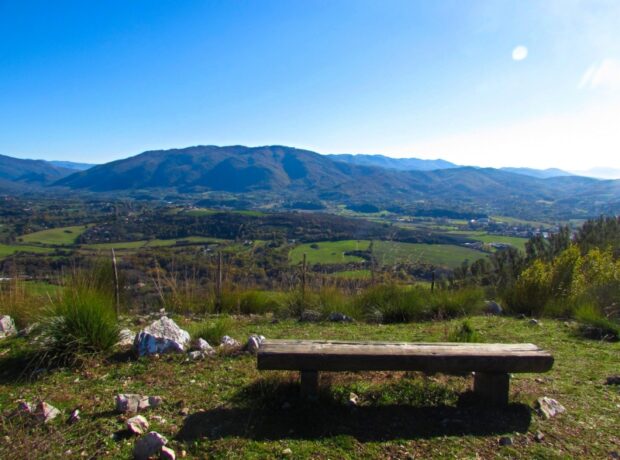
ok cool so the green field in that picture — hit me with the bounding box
[448,231,528,251]
[0,244,54,258]
[291,240,484,268]
[373,241,485,268]
[185,208,265,217]
[19,225,90,246]
[290,240,370,265]
[330,269,371,279]
[82,236,224,250]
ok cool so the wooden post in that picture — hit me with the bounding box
[369,240,375,285]
[301,253,307,300]
[473,372,510,405]
[431,271,435,293]
[216,251,223,314]
[300,370,319,399]
[111,249,120,316]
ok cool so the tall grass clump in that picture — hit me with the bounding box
[189,316,235,344]
[0,278,48,329]
[354,284,430,323]
[37,266,120,367]
[430,287,484,319]
[237,290,285,315]
[448,319,481,342]
[575,303,619,341]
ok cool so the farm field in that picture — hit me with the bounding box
[373,241,485,268]
[19,225,90,246]
[1,316,617,459]
[290,240,370,265]
[82,237,224,250]
[0,243,54,258]
[291,240,485,268]
[448,231,528,251]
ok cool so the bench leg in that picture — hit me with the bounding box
[473,372,510,405]
[300,370,319,399]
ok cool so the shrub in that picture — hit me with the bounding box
[575,303,619,341]
[237,290,285,315]
[448,319,481,342]
[189,316,235,344]
[430,287,484,319]
[354,285,430,323]
[504,259,552,316]
[38,278,119,367]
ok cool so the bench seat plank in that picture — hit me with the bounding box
[257,340,553,374]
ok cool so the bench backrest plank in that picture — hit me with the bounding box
[257,340,554,374]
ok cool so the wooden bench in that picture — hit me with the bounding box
[257,340,554,405]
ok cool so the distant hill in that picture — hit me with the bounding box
[53,145,620,218]
[570,167,620,180]
[326,153,457,171]
[499,167,572,179]
[49,161,96,171]
[0,154,74,191]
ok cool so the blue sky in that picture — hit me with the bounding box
[1,0,620,170]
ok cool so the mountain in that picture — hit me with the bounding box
[0,154,75,191]
[53,145,620,218]
[49,161,96,171]
[326,153,457,171]
[499,167,572,179]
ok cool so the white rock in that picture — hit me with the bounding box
[484,300,503,315]
[220,335,241,349]
[148,396,163,408]
[160,446,176,460]
[118,329,136,347]
[246,335,265,354]
[133,431,168,460]
[115,394,151,413]
[15,401,33,415]
[0,315,17,338]
[348,392,359,406]
[188,350,211,360]
[67,409,80,424]
[34,401,61,423]
[537,397,566,419]
[134,317,190,356]
[127,415,149,435]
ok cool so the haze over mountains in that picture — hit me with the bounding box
[1,145,619,218]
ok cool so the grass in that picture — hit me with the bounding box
[19,225,90,246]
[0,243,54,258]
[330,269,371,279]
[448,231,528,251]
[290,240,485,268]
[290,240,370,265]
[82,236,225,250]
[0,315,618,459]
[373,241,485,268]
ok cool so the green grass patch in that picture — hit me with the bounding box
[373,241,485,268]
[0,244,54,258]
[19,225,90,246]
[290,240,370,265]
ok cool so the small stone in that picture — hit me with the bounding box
[16,401,33,415]
[179,407,189,416]
[534,431,545,442]
[219,335,241,349]
[282,447,293,456]
[529,319,539,326]
[116,394,150,413]
[246,334,265,354]
[127,415,149,435]
[484,300,503,315]
[180,450,187,458]
[160,446,176,460]
[328,312,353,322]
[609,451,619,460]
[67,409,80,424]
[148,396,163,408]
[348,392,359,406]
[118,329,136,347]
[133,431,167,460]
[188,350,210,360]
[134,317,191,356]
[300,310,321,322]
[0,315,17,338]
[193,338,215,354]
[536,397,566,419]
[34,401,61,423]
[605,375,620,385]
[499,436,513,446]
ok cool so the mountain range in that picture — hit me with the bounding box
[1,145,619,218]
